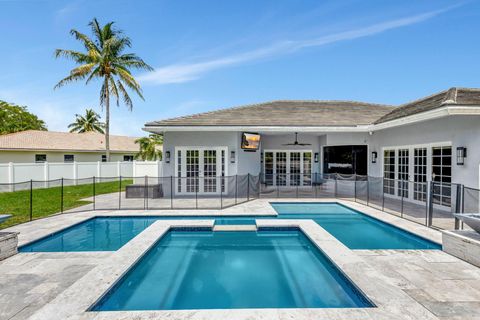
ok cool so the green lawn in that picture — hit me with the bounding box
[0,179,133,229]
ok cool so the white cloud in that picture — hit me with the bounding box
[139,6,456,85]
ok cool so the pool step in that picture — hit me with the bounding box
[213,225,257,232]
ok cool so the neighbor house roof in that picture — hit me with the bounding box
[375,87,480,124]
[0,130,139,153]
[145,100,394,127]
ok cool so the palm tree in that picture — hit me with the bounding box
[135,134,163,161]
[68,109,105,133]
[54,18,153,161]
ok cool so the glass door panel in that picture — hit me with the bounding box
[414,148,427,202]
[290,152,301,186]
[186,150,199,193]
[264,152,274,186]
[397,149,409,198]
[276,152,287,186]
[303,152,312,186]
[203,150,217,193]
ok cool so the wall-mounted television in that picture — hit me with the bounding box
[241,132,260,151]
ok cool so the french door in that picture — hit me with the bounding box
[176,147,227,194]
[263,150,312,186]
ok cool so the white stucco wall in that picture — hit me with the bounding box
[160,115,480,188]
[162,131,247,176]
[368,115,480,188]
[0,151,135,163]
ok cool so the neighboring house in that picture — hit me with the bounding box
[0,130,139,163]
[144,87,480,205]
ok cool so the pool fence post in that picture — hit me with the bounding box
[354,175,357,202]
[454,184,462,230]
[461,185,465,229]
[170,176,173,209]
[220,177,223,209]
[381,179,385,211]
[334,174,338,198]
[195,178,198,209]
[247,173,250,201]
[118,175,122,210]
[400,182,404,218]
[144,175,148,210]
[427,181,434,227]
[61,178,64,214]
[235,175,238,205]
[366,177,370,206]
[29,179,33,221]
[93,176,96,210]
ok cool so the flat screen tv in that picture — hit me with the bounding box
[241,132,260,151]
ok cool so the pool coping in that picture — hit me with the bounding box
[28,219,438,320]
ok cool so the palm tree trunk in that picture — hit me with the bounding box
[104,77,110,162]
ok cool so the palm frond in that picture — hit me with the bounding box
[69,29,100,53]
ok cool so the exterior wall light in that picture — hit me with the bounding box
[371,151,378,164]
[230,151,236,163]
[165,151,171,163]
[456,147,467,165]
[314,152,319,163]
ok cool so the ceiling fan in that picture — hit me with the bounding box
[282,132,311,146]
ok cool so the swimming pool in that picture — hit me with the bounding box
[18,215,263,252]
[272,203,441,250]
[19,202,440,252]
[92,229,373,310]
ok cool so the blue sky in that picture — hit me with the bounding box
[0,0,479,136]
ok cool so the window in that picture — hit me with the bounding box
[123,155,134,162]
[432,146,452,206]
[35,154,47,163]
[383,150,395,195]
[101,155,107,162]
[414,148,427,202]
[64,154,74,163]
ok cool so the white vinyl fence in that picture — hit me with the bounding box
[0,161,162,185]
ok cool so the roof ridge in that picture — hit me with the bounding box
[396,88,452,108]
[146,99,394,125]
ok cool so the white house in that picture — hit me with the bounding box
[0,130,139,163]
[144,87,480,209]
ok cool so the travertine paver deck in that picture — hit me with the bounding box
[0,199,478,319]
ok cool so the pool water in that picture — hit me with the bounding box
[19,203,440,252]
[18,216,261,252]
[272,203,441,250]
[92,230,373,310]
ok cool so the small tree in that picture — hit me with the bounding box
[135,134,163,161]
[0,100,47,134]
[68,109,105,133]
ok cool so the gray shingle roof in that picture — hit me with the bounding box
[145,87,480,129]
[375,87,480,124]
[145,100,394,127]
